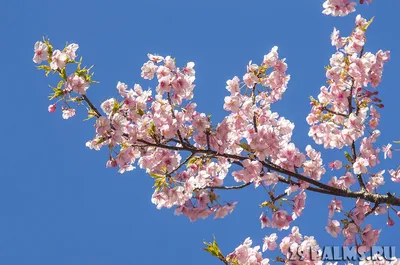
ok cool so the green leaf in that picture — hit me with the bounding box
[340,219,350,227]
[361,16,374,31]
[83,115,95,121]
[37,65,51,71]
[187,157,201,166]
[48,87,64,100]
[149,172,164,179]
[238,142,253,152]
[137,108,145,116]
[95,137,107,145]
[43,37,53,57]
[393,141,400,144]
[112,100,120,113]
[37,65,52,76]
[344,151,353,163]
[203,236,223,260]
[84,109,98,121]
[260,200,279,211]
[57,80,64,89]
[148,122,157,136]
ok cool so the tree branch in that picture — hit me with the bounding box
[203,182,252,191]
[79,94,400,207]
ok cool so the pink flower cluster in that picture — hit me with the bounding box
[226,238,270,265]
[325,198,384,253]
[307,16,390,181]
[33,41,84,119]
[322,0,373,17]
[278,227,322,265]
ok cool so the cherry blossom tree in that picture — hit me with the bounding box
[33,1,400,264]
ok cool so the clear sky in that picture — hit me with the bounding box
[1,1,400,264]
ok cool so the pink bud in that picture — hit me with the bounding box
[397,211,400,218]
[106,159,117,168]
[387,217,395,226]
[48,104,56,113]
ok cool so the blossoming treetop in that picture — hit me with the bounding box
[33,1,400,264]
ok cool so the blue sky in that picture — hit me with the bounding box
[1,0,400,264]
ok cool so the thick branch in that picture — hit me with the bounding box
[137,138,400,206]
[80,94,400,207]
[82,95,102,117]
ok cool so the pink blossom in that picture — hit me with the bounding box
[328,199,343,218]
[50,50,67,70]
[343,223,358,246]
[243,72,257,88]
[33,41,49,63]
[329,160,342,170]
[292,192,306,219]
[263,46,278,67]
[262,233,278,252]
[164,56,176,70]
[183,62,195,76]
[214,202,237,219]
[141,61,158,80]
[353,157,369,174]
[257,172,279,187]
[224,95,241,112]
[116,82,128,97]
[389,169,400,183]
[147,53,164,63]
[100,98,116,116]
[227,237,269,265]
[260,213,272,229]
[361,224,380,250]
[322,0,356,17]
[62,108,76,119]
[351,199,370,226]
[232,160,262,184]
[382,144,392,159]
[340,172,356,188]
[226,76,241,93]
[66,74,89,95]
[331,28,346,49]
[65,43,79,61]
[95,116,111,135]
[272,210,292,231]
[326,220,341,237]
[355,14,369,28]
[366,170,385,192]
[302,145,326,181]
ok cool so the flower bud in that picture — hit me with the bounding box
[387,217,395,226]
[48,104,56,113]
